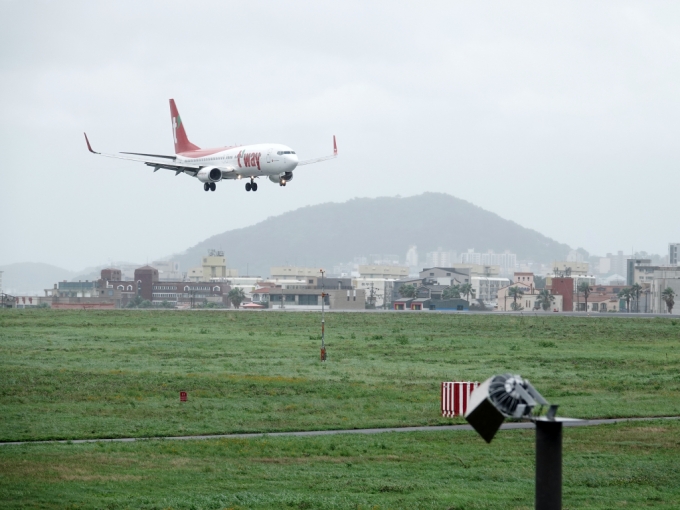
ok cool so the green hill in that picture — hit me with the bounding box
[174,193,571,276]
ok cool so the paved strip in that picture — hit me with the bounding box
[123,309,674,318]
[2,416,679,447]
[239,309,674,318]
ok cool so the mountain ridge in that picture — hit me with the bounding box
[2,194,572,292]
[172,193,571,276]
[0,262,75,295]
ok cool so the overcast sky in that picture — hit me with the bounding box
[1,1,679,270]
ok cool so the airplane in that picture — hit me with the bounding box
[84,99,337,192]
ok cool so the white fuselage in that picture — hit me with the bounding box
[177,143,298,179]
[85,99,336,192]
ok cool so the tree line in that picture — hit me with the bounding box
[398,283,475,302]
[125,287,247,309]
[505,281,676,313]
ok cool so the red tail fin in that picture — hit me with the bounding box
[169,99,200,153]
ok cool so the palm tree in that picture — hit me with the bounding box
[459,283,475,302]
[398,284,417,299]
[535,289,555,311]
[662,287,676,314]
[228,287,246,309]
[507,286,524,311]
[577,281,591,312]
[126,295,144,308]
[618,287,632,312]
[442,284,461,300]
[630,283,643,312]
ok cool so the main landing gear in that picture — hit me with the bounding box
[204,182,216,192]
[245,179,258,192]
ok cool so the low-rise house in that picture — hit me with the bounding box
[352,277,398,308]
[410,298,431,310]
[584,294,620,313]
[393,296,469,311]
[251,287,365,310]
[358,265,409,279]
[573,284,626,312]
[392,269,471,304]
[393,297,413,310]
[428,298,469,311]
[418,267,470,286]
[270,266,325,280]
[650,268,680,314]
[497,284,564,312]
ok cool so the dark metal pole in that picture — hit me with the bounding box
[320,269,326,361]
[535,420,562,510]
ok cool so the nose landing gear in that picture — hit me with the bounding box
[245,178,258,192]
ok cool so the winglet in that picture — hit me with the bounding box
[333,135,337,156]
[84,133,99,154]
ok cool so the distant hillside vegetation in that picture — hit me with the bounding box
[173,193,570,277]
[0,262,75,295]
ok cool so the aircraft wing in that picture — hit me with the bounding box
[296,135,338,166]
[84,133,201,175]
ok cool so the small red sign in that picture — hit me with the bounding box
[180,391,187,402]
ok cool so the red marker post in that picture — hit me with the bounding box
[180,391,187,402]
[320,269,327,362]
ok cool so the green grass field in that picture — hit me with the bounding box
[1,421,678,509]
[1,310,679,441]
[1,310,679,508]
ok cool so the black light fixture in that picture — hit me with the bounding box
[465,374,575,510]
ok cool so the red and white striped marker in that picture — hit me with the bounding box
[441,381,479,417]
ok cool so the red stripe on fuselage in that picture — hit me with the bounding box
[178,146,240,158]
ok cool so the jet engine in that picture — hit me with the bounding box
[268,171,294,185]
[197,167,223,183]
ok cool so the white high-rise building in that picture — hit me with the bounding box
[151,260,183,281]
[405,245,419,268]
[460,249,481,265]
[426,248,456,268]
[670,243,679,266]
[461,249,517,272]
[566,249,584,262]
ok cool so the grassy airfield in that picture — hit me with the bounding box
[1,310,679,508]
[1,310,678,441]
[1,421,679,509]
